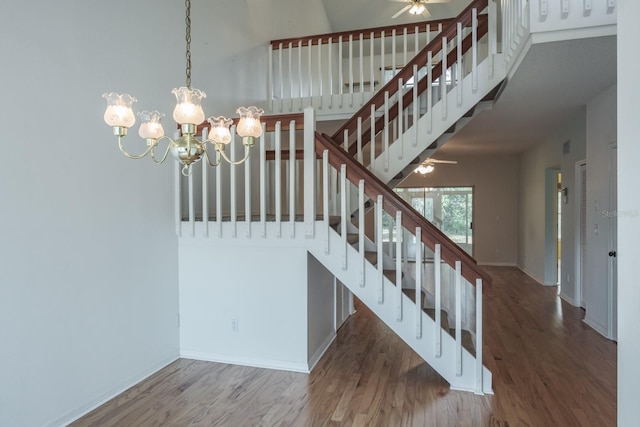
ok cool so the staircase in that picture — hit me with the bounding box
[178,0,502,395]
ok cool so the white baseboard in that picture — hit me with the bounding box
[518,266,546,286]
[308,332,336,372]
[583,315,610,339]
[559,292,579,307]
[180,350,311,373]
[49,354,179,427]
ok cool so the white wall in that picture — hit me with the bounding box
[584,85,617,337]
[307,254,337,367]
[517,111,586,291]
[617,2,640,424]
[0,0,334,425]
[179,240,309,371]
[398,154,519,265]
[0,1,183,425]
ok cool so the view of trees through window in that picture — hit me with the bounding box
[384,187,473,256]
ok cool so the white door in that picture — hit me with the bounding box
[608,144,617,340]
[576,161,587,308]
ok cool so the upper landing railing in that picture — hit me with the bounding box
[268,18,454,114]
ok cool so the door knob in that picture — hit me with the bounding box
[608,251,617,257]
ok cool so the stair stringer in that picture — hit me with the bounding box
[307,222,493,394]
[371,53,506,186]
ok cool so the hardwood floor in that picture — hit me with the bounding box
[71,267,616,426]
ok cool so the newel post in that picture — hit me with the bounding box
[304,106,316,237]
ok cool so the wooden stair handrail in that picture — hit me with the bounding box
[331,0,489,145]
[347,14,489,155]
[315,131,492,287]
[270,18,454,49]
[190,113,306,135]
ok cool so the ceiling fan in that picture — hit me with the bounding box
[390,0,448,19]
[415,159,457,174]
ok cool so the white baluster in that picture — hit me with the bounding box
[370,104,376,170]
[540,0,547,19]
[304,107,315,238]
[456,22,462,107]
[427,53,433,134]
[349,34,354,107]
[415,227,422,338]
[202,127,209,237]
[380,31,385,85]
[472,8,478,92]
[489,0,497,78]
[288,42,293,112]
[392,29,396,79]
[435,244,442,357]
[341,164,347,270]
[328,38,333,109]
[338,35,343,107]
[413,64,419,145]
[289,121,296,238]
[230,125,237,238]
[268,44,273,111]
[278,43,284,112]
[260,124,266,237]
[398,78,404,160]
[245,129,251,238]
[216,144,222,238]
[357,117,363,163]
[359,179,365,287]
[396,211,403,321]
[323,150,330,254]
[359,33,364,102]
[275,121,282,238]
[369,32,375,93]
[441,36,448,121]
[384,91,389,172]
[308,39,313,105]
[403,28,408,68]
[318,38,323,108]
[298,41,303,109]
[561,0,569,16]
[377,195,384,304]
[415,26,420,57]
[455,260,462,376]
[475,278,484,393]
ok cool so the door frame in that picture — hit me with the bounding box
[607,143,617,340]
[574,159,587,308]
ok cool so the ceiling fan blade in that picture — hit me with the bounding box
[392,5,411,18]
[423,0,450,3]
[421,7,432,18]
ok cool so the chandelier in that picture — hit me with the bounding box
[102,0,263,176]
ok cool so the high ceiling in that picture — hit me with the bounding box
[440,35,617,155]
[321,0,470,32]
[320,0,617,156]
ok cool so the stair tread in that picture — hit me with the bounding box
[346,233,359,245]
[450,328,476,355]
[383,269,404,284]
[425,308,451,331]
[364,251,378,265]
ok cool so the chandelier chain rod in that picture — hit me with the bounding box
[185,0,192,88]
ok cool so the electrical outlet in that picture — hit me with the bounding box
[231,319,238,332]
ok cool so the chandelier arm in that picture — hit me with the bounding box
[202,143,222,167]
[118,136,156,160]
[150,136,174,164]
[216,143,252,165]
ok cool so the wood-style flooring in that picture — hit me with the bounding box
[71,266,616,426]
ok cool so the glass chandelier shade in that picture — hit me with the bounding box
[172,87,206,125]
[103,93,137,128]
[416,163,435,174]
[138,111,165,139]
[207,116,233,144]
[101,0,264,176]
